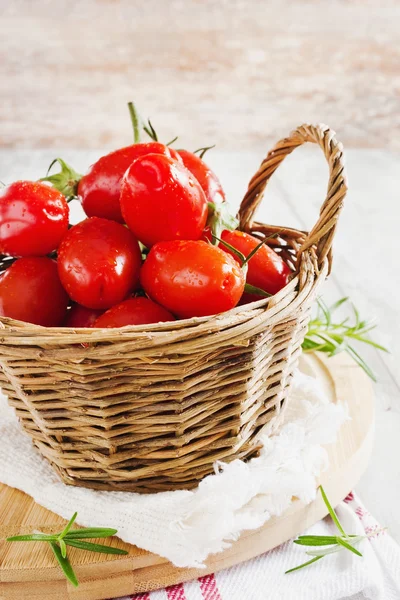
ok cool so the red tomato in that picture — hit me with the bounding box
[64,304,103,328]
[0,181,69,257]
[167,148,182,162]
[78,142,181,223]
[58,217,141,309]
[201,227,213,243]
[93,297,175,328]
[177,150,225,204]
[140,240,245,318]
[120,154,208,248]
[220,230,291,300]
[0,257,69,326]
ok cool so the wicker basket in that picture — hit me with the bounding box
[0,124,346,493]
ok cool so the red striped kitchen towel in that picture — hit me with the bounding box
[114,493,400,600]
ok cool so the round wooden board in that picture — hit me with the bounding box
[0,352,374,600]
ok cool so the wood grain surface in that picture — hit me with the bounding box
[1,0,400,151]
[0,353,374,600]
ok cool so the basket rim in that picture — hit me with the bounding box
[0,248,328,342]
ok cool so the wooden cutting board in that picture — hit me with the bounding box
[0,352,374,600]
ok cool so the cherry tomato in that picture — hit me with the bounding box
[64,303,103,327]
[167,147,182,162]
[120,154,208,248]
[78,142,181,223]
[93,297,175,328]
[58,217,141,309]
[220,230,291,300]
[201,227,214,243]
[177,150,225,204]
[0,181,69,257]
[0,257,69,326]
[140,240,245,318]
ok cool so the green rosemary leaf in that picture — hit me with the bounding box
[303,297,387,380]
[59,538,67,559]
[65,539,128,555]
[65,528,118,539]
[58,511,78,540]
[294,533,361,547]
[294,535,339,546]
[352,303,361,328]
[286,488,375,574]
[336,537,363,557]
[306,544,343,558]
[301,339,327,352]
[330,297,349,312]
[50,542,79,587]
[317,298,331,326]
[346,345,377,382]
[6,533,57,542]
[6,512,125,588]
[305,535,365,557]
[285,555,323,574]
[347,335,389,353]
[320,486,346,536]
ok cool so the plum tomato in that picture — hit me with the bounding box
[57,217,141,309]
[0,181,69,257]
[177,150,225,204]
[120,154,208,248]
[78,142,181,223]
[0,257,69,326]
[93,297,175,328]
[167,147,182,162]
[64,303,103,327]
[220,230,291,300]
[140,240,245,318]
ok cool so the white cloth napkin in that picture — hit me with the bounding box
[0,358,347,568]
[115,494,400,600]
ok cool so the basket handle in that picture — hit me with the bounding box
[238,124,347,273]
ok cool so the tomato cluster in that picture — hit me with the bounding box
[0,106,291,328]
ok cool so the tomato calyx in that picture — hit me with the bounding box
[143,118,159,142]
[166,135,179,146]
[243,283,271,298]
[40,158,82,200]
[206,201,238,243]
[193,145,216,159]
[127,101,179,149]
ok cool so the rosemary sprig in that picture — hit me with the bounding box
[303,297,388,381]
[6,512,128,587]
[285,486,385,574]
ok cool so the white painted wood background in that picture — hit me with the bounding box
[0,143,399,543]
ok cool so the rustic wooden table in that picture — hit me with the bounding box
[1,0,400,152]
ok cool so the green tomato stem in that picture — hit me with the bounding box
[127,101,141,144]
